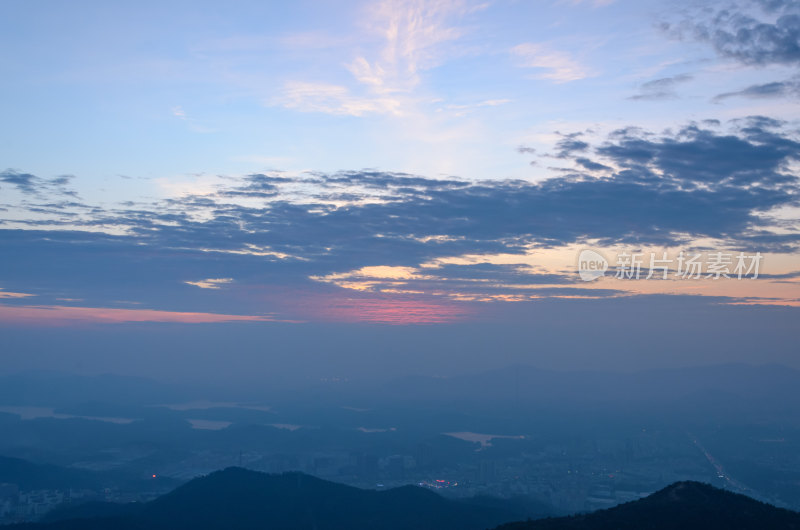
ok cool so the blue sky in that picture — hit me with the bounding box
[4,0,798,184]
[1,0,799,378]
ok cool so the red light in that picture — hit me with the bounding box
[152,474,157,478]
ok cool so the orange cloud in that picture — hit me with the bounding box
[0,304,276,326]
[0,289,34,299]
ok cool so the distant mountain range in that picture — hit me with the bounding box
[374,363,800,407]
[0,371,183,407]
[0,455,180,495]
[0,456,105,491]
[6,468,800,530]
[3,363,799,411]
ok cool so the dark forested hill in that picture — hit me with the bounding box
[496,481,800,530]
[7,470,799,530]
[8,467,548,530]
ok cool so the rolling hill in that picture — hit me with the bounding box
[496,481,800,530]
[12,467,547,530]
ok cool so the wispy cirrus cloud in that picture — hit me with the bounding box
[510,42,593,83]
[171,106,186,119]
[185,278,234,289]
[351,0,486,91]
[440,98,511,117]
[273,81,403,117]
[0,304,277,326]
[274,0,490,117]
[0,288,35,299]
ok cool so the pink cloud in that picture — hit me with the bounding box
[233,285,475,325]
[0,303,277,326]
[301,296,472,324]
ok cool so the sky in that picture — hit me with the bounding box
[1,0,799,381]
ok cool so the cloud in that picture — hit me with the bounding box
[295,293,472,324]
[166,105,216,133]
[663,1,800,66]
[275,0,487,117]
[629,74,693,101]
[714,75,800,101]
[574,157,611,171]
[171,106,186,119]
[0,304,277,326]
[217,174,280,198]
[0,288,35,299]
[0,169,80,198]
[50,175,75,187]
[511,43,592,82]
[0,170,39,195]
[311,261,596,302]
[329,265,424,280]
[355,0,485,90]
[440,98,511,116]
[2,118,799,317]
[6,118,800,256]
[594,117,799,188]
[553,132,590,158]
[274,81,402,116]
[185,278,234,289]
